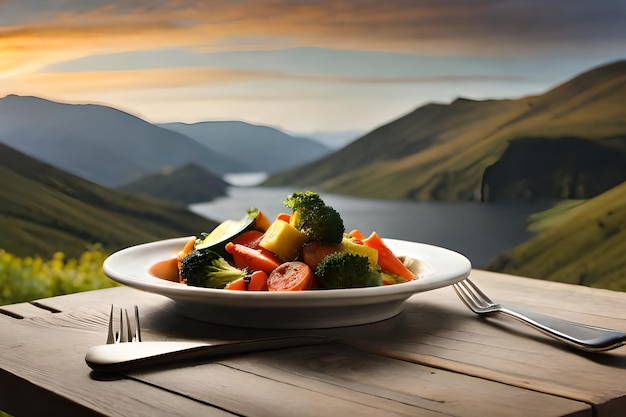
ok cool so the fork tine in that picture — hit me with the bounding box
[459,280,487,309]
[459,280,492,309]
[466,279,495,305]
[105,305,142,344]
[118,308,127,343]
[124,309,133,342]
[133,305,142,342]
[453,282,479,312]
[106,305,115,344]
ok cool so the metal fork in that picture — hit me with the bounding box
[453,279,626,352]
[86,305,333,373]
[106,305,141,344]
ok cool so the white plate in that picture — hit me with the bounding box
[104,237,471,329]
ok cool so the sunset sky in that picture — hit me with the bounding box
[1,0,625,135]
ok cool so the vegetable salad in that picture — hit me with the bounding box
[172,191,417,291]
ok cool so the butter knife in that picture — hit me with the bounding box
[86,335,333,373]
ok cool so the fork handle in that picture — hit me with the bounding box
[86,335,333,373]
[499,304,626,352]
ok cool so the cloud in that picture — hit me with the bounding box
[21,65,528,96]
[2,0,625,78]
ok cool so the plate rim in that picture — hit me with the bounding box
[103,236,472,303]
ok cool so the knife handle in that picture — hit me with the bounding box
[86,335,332,373]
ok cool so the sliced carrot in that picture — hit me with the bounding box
[253,210,272,232]
[225,242,281,274]
[301,241,342,270]
[268,261,315,291]
[224,270,269,291]
[348,229,366,241]
[231,230,264,249]
[176,236,197,280]
[149,257,181,282]
[276,212,291,223]
[362,232,415,281]
[224,277,248,290]
[247,270,269,291]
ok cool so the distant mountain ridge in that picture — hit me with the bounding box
[119,163,229,204]
[264,60,626,201]
[158,121,332,174]
[0,142,216,258]
[0,94,239,187]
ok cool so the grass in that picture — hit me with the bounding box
[526,199,587,232]
[488,181,626,291]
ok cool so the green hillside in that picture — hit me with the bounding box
[488,181,626,291]
[0,144,218,258]
[118,163,228,204]
[264,60,626,201]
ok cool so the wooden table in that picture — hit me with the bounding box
[1,269,625,417]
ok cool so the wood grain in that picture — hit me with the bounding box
[2,270,625,416]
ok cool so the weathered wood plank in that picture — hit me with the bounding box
[2,271,625,416]
[321,270,626,416]
[132,344,590,417]
[0,301,54,319]
[0,313,235,417]
[0,308,591,416]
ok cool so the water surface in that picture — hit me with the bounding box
[191,186,549,268]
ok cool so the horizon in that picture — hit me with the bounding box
[1,1,625,134]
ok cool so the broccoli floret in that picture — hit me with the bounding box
[180,249,246,288]
[315,252,382,289]
[284,191,344,244]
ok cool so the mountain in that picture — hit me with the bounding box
[293,130,363,149]
[488,181,626,291]
[118,163,228,204]
[0,95,240,187]
[159,121,332,174]
[0,143,218,258]
[264,60,626,201]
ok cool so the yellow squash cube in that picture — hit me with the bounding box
[259,219,308,261]
[340,237,378,267]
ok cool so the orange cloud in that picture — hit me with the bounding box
[21,65,525,97]
[21,67,286,93]
[1,0,623,87]
[0,0,521,79]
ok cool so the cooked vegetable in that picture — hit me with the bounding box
[247,270,269,291]
[283,191,344,244]
[223,276,247,290]
[340,237,378,267]
[225,242,281,274]
[195,208,269,258]
[231,230,264,248]
[276,212,291,222]
[225,270,269,291]
[180,249,246,289]
[176,236,197,279]
[149,256,181,282]
[301,241,342,270]
[268,261,316,291]
[360,231,415,282]
[259,219,308,261]
[315,252,382,289]
[174,191,419,292]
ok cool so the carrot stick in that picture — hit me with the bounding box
[225,242,281,274]
[362,232,414,281]
[224,277,248,290]
[348,229,366,241]
[247,270,269,291]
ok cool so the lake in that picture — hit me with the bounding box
[190,185,550,269]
